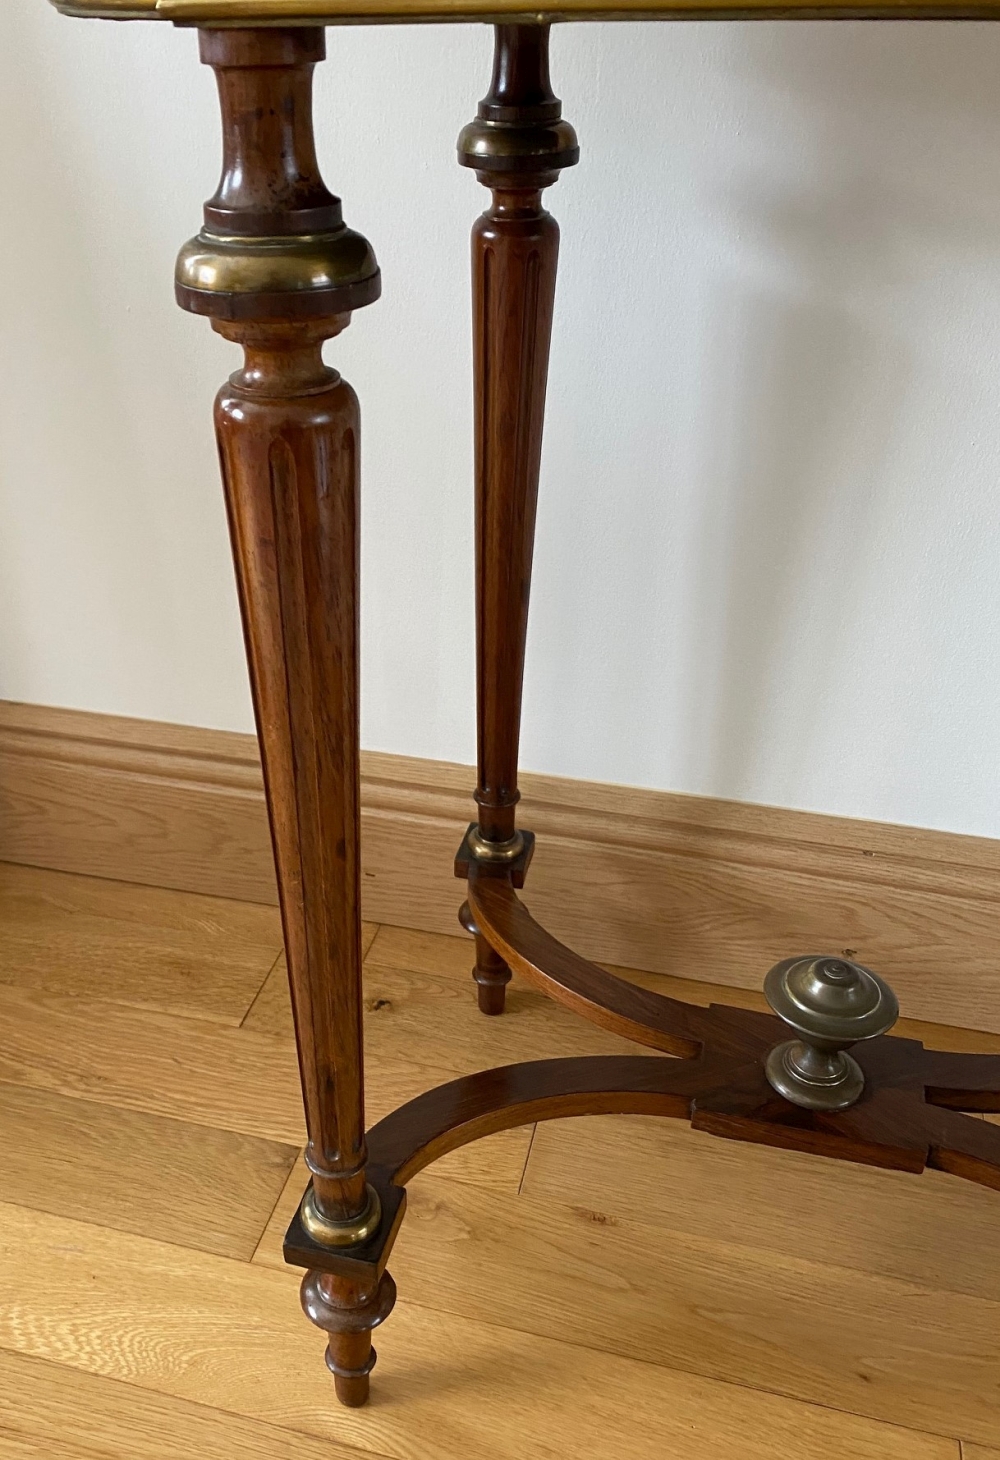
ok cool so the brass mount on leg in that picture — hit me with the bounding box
[300,1184,383,1248]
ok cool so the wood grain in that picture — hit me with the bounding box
[0,1084,296,1261]
[0,703,275,902]
[255,1166,1000,1444]
[367,923,1000,1054]
[457,24,577,1014]
[245,949,639,1064]
[0,1437,64,1460]
[255,1150,526,1264]
[0,984,529,1192]
[0,873,985,1452]
[242,922,376,1033]
[0,861,281,1025]
[0,1200,956,1460]
[0,1350,392,1460]
[466,22,565,849]
[521,1111,1000,1301]
[4,700,1000,1031]
[192,24,380,1247]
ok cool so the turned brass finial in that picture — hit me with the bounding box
[763,955,899,1111]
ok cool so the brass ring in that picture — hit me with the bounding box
[468,827,525,864]
[300,1184,382,1248]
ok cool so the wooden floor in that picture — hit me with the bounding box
[0,861,998,1458]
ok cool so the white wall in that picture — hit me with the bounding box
[3,2,1000,836]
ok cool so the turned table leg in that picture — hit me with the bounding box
[456,24,578,1015]
[174,27,392,1406]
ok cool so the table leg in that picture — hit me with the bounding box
[174,26,391,1406]
[456,24,578,1014]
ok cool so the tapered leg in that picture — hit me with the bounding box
[174,27,391,1406]
[456,25,578,1014]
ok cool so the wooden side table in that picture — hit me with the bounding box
[48,0,1000,1408]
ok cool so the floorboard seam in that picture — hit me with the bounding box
[238,948,286,1029]
[517,1123,537,1194]
[250,1150,306,1265]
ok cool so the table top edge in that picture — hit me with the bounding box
[49,0,1000,20]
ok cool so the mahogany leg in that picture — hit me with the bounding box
[457,24,578,1014]
[174,27,392,1406]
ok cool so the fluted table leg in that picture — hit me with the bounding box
[456,25,578,1014]
[174,26,392,1407]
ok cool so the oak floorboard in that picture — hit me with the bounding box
[0,985,528,1193]
[0,1084,296,1261]
[253,1163,1000,1445]
[0,1350,386,1460]
[521,1112,1000,1302]
[0,863,282,1025]
[0,1201,956,1460]
[0,1434,66,1460]
[253,1155,319,1262]
[243,949,638,1062]
[366,925,1000,1053]
[241,924,378,1031]
[0,878,985,1454]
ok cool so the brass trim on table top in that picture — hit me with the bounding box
[49,0,1000,22]
[54,0,159,14]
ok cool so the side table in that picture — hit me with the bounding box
[47,0,1000,1408]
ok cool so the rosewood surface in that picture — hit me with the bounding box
[454,25,576,1014]
[174,26,389,1404]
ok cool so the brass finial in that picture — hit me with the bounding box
[763,955,899,1111]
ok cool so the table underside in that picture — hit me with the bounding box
[50,0,1000,23]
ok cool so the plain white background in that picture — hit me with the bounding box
[4,2,1000,835]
